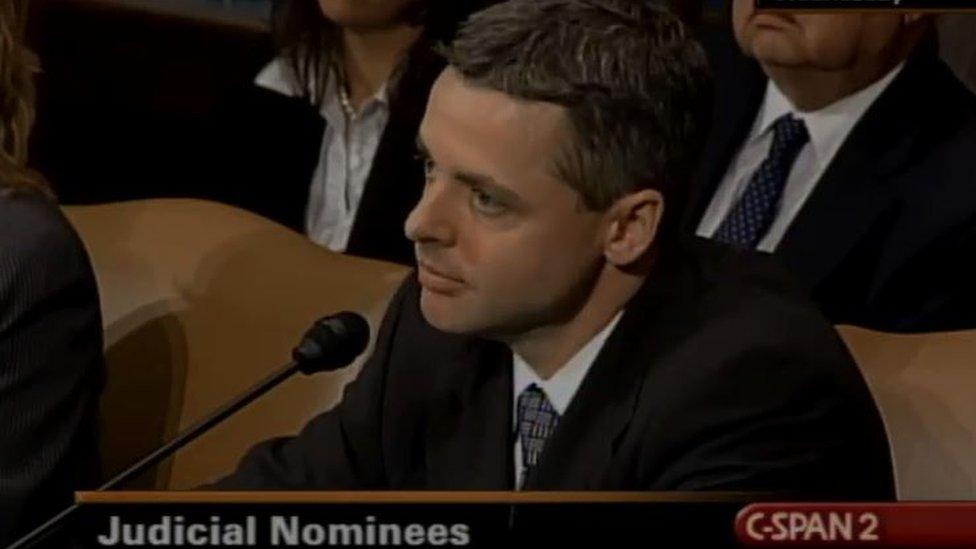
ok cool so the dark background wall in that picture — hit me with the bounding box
[26,0,274,204]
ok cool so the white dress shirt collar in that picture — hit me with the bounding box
[696,62,905,252]
[753,62,905,174]
[512,311,624,417]
[510,311,624,489]
[254,57,390,115]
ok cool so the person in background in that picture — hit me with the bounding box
[0,0,104,544]
[688,2,976,332]
[210,0,496,265]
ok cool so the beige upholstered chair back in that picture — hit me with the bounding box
[838,325,976,500]
[64,200,408,489]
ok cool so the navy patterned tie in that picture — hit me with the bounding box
[516,384,560,488]
[713,113,810,248]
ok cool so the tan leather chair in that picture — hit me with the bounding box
[63,199,408,489]
[838,326,976,500]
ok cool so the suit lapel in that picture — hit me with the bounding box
[425,341,514,489]
[422,240,704,490]
[775,52,934,291]
[522,314,648,490]
[523,246,696,490]
[687,47,766,225]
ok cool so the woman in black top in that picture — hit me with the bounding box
[0,0,104,544]
[210,0,498,265]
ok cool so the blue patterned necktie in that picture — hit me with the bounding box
[516,384,560,488]
[713,113,810,248]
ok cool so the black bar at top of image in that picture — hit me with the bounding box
[756,0,976,10]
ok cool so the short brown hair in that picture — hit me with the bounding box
[0,0,49,196]
[442,0,711,236]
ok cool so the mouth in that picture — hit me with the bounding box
[417,261,466,295]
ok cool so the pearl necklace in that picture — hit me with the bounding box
[338,82,358,119]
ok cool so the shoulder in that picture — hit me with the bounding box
[635,240,881,456]
[925,60,976,137]
[659,237,855,380]
[894,52,976,154]
[884,56,976,217]
[214,56,324,133]
[0,189,92,288]
[675,236,823,317]
[632,243,893,497]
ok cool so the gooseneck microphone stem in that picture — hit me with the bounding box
[6,360,303,549]
[5,311,370,549]
[102,360,301,492]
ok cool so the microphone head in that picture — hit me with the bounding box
[292,312,370,374]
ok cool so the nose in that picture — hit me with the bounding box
[404,178,456,247]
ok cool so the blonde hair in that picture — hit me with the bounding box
[0,0,50,196]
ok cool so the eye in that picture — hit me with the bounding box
[470,187,507,217]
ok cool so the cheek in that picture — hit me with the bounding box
[795,16,864,69]
[731,0,754,51]
[857,18,904,58]
[471,219,601,308]
[737,19,811,65]
[316,0,345,19]
[459,229,533,293]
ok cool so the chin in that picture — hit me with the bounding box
[317,0,398,29]
[317,0,349,18]
[419,290,479,334]
[747,33,808,67]
[317,1,367,26]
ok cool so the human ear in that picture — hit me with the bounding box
[603,189,664,266]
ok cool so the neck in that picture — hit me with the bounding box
[508,267,645,380]
[340,24,423,108]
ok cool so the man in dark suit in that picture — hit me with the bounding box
[689,1,976,332]
[216,0,894,499]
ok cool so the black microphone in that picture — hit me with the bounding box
[293,312,370,373]
[5,312,370,549]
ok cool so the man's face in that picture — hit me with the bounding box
[317,0,419,29]
[405,68,609,337]
[732,0,906,70]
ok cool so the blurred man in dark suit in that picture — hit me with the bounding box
[689,1,976,332]
[215,0,894,499]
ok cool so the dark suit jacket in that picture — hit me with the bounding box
[0,188,104,545]
[201,46,446,266]
[688,35,976,332]
[216,237,894,500]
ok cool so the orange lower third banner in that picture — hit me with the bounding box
[35,493,976,548]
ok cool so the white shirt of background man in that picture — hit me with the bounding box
[697,63,903,252]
